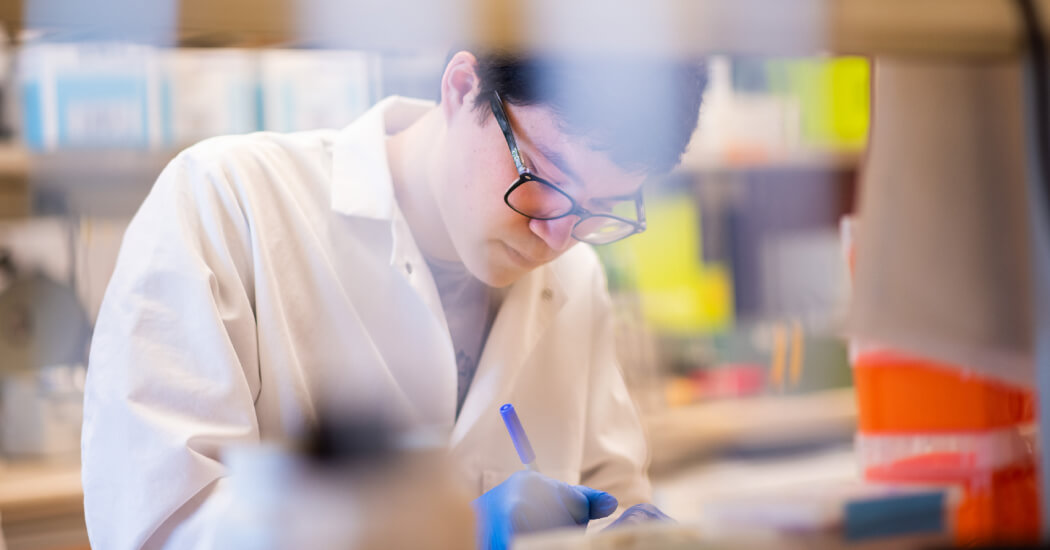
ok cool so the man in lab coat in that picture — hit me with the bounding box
[81,51,705,549]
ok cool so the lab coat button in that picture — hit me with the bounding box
[541,288,553,301]
[405,262,413,275]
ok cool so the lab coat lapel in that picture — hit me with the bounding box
[329,96,457,427]
[330,95,450,340]
[450,263,567,446]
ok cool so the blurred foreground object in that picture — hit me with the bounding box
[214,417,474,550]
[515,522,703,550]
[515,481,953,549]
[1,0,1043,56]
[847,58,1038,544]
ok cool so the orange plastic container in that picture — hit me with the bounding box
[853,350,1039,544]
[842,216,1039,544]
[860,436,1039,544]
[853,350,1035,433]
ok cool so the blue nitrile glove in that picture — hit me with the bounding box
[604,503,675,529]
[473,470,619,550]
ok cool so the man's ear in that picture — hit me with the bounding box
[440,51,481,123]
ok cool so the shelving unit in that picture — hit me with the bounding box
[680,149,863,176]
[0,146,28,218]
[0,145,176,217]
[29,149,176,217]
[0,142,861,218]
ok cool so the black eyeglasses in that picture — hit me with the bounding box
[489,91,647,246]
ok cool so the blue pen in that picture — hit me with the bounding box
[500,404,538,471]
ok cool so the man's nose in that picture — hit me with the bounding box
[530,216,578,252]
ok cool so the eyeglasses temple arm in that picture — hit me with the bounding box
[490,92,530,175]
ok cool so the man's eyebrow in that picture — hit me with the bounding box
[531,143,642,201]
[534,142,582,185]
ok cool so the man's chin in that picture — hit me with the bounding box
[479,267,524,289]
[470,260,527,289]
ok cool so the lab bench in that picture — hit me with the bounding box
[646,444,953,549]
[644,387,858,475]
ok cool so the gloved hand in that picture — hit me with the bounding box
[605,503,675,529]
[473,470,619,550]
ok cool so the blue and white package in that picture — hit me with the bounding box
[18,42,164,151]
[160,48,260,146]
[259,49,380,133]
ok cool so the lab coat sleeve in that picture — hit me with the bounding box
[81,148,261,550]
[578,257,653,518]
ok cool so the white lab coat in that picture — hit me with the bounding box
[81,97,651,549]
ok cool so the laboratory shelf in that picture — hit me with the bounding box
[0,143,865,218]
[0,147,29,181]
[679,149,863,176]
[0,145,176,217]
[644,387,858,475]
[0,146,29,219]
[29,149,177,217]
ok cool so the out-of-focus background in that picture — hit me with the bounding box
[0,0,1047,548]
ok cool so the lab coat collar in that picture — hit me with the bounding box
[330,96,435,220]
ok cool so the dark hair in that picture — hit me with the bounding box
[468,51,707,176]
